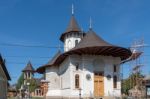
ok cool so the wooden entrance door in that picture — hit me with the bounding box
[94,72,104,97]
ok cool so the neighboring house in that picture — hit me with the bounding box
[128,75,150,98]
[8,84,17,98]
[36,13,131,98]
[144,75,150,98]
[21,61,48,98]
[0,54,11,99]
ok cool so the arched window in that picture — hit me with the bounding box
[68,40,72,50]
[75,40,78,46]
[113,75,117,88]
[75,74,80,88]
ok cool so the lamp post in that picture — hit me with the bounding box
[27,82,30,99]
[79,88,82,99]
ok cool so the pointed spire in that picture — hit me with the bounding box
[65,15,81,33]
[60,4,82,42]
[65,4,81,32]
[22,61,35,72]
[72,4,74,15]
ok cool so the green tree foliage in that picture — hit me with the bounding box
[121,72,144,95]
[16,73,24,90]
[16,73,38,92]
[26,79,38,92]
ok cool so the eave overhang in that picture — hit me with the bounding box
[36,46,131,74]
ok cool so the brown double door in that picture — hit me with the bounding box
[94,72,104,97]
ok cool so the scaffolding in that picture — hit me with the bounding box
[128,38,146,98]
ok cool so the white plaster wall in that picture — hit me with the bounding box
[45,66,60,90]
[68,55,122,97]
[64,34,81,52]
[103,56,121,97]
[104,56,114,96]
[68,55,94,98]
[45,54,122,97]
[59,57,72,96]
[81,56,94,97]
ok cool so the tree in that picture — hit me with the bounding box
[16,73,39,92]
[26,79,38,92]
[121,72,144,95]
[16,73,24,90]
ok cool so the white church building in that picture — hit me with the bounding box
[37,12,131,98]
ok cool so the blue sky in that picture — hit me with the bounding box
[0,0,149,84]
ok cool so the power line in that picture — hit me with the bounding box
[0,43,149,50]
[4,55,52,59]
[6,62,43,65]
[0,43,64,48]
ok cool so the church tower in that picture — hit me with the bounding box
[22,61,35,84]
[60,5,85,52]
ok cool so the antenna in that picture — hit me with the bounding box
[72,4,74,15]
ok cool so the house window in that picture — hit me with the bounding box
[113,75,117,88]
[114,65,117,72]
[75,74,80,88]
[75,40,78,46]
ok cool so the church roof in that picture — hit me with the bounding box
[74,29,113,48]
[121,51,143,64]
[47,50,62,65]
[22,61,35,72]
[36,50,64,73]
[65,15,81,32]
[36,29,132,74]
[0,54,11,80]
[66,29,132,60]
[60,15,82,42]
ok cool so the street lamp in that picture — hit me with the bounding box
[27,82,30,99]
[79,88,82,99]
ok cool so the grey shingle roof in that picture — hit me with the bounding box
[65,15,81,33]
[46,50,62,66]
[36,50,62,73]
[67,29,132,60]
[22,61,34,72]
[73,29,113,49]
[60,15,83,42]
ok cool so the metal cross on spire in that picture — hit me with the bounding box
[72,4,74,15]
[89,17,92,29]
